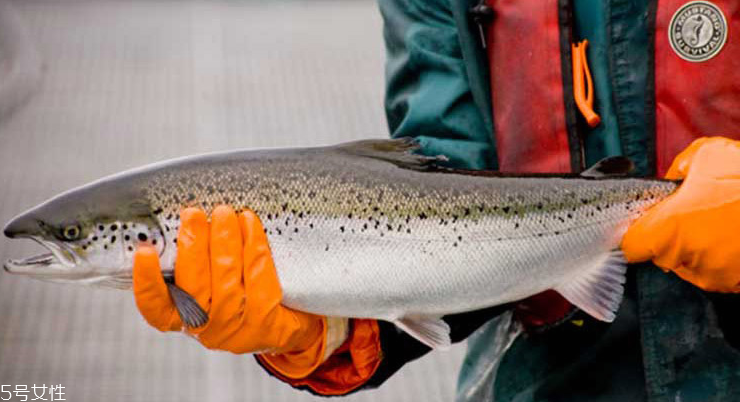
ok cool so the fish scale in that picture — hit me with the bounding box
[4,139,677,348]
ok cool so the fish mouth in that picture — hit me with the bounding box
[4,235,80,274]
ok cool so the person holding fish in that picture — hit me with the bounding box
[5,0,736,401]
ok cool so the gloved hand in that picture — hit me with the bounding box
[622,137,740,292]
[133,205,348,378]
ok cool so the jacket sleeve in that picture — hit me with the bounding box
[381,0,496,171]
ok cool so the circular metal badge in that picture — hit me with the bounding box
[669,1,728,62]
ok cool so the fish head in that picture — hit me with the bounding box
[3,177,167,288]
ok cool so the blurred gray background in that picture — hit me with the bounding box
[0,1,467,401]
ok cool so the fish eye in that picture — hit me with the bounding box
[62,225,82,241]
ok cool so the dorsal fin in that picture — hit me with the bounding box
[334,138,448,171]
[580,156,634,178]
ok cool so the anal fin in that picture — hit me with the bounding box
[554,250,627,322]
[394,315,451,350]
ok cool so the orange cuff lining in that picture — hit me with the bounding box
[259,316,329,379]
[257,319,382,396]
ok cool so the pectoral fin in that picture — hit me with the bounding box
[165,281,209,328]
[554,250,628,322]
[394,315,451,350]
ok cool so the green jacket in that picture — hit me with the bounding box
[379,0,740,401]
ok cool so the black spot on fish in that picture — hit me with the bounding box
[110,224,118,231]
[536,203,543,210]
[347,213,352,219]
[457,235,462,241]
[128,246,133,251]
[502,206,511,214]
[110,236,116,244]
[406,228,411,234]
[386,224,393,231]
[325,244,330,251]
[82,245,87,250]
[372,206,379,212]
[98,225,104,231]
[282,203,288,212]
[464,208,471,216]
[124,234,130,241]
[299,212,305,219]
[138,233,148,242]
[581,198,589,204]
[453,242,458,247]
[362,223,368,230]
[294,228,298,233]
[104,245,108,250]
[567,213,573,219]
[152,239,157,245]
[173,238,177,244]
[515,222,520,229]
[340,226,345,233]
[152,207,163,215]
[418,212,427,220]
[309,223,315,229]
[92,236,98,241]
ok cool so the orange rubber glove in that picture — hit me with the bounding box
[133,205,348,378]
[622,137,740,292]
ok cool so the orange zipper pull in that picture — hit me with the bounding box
[571,40,601,128]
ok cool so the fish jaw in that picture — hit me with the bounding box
[4,235,88,276]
